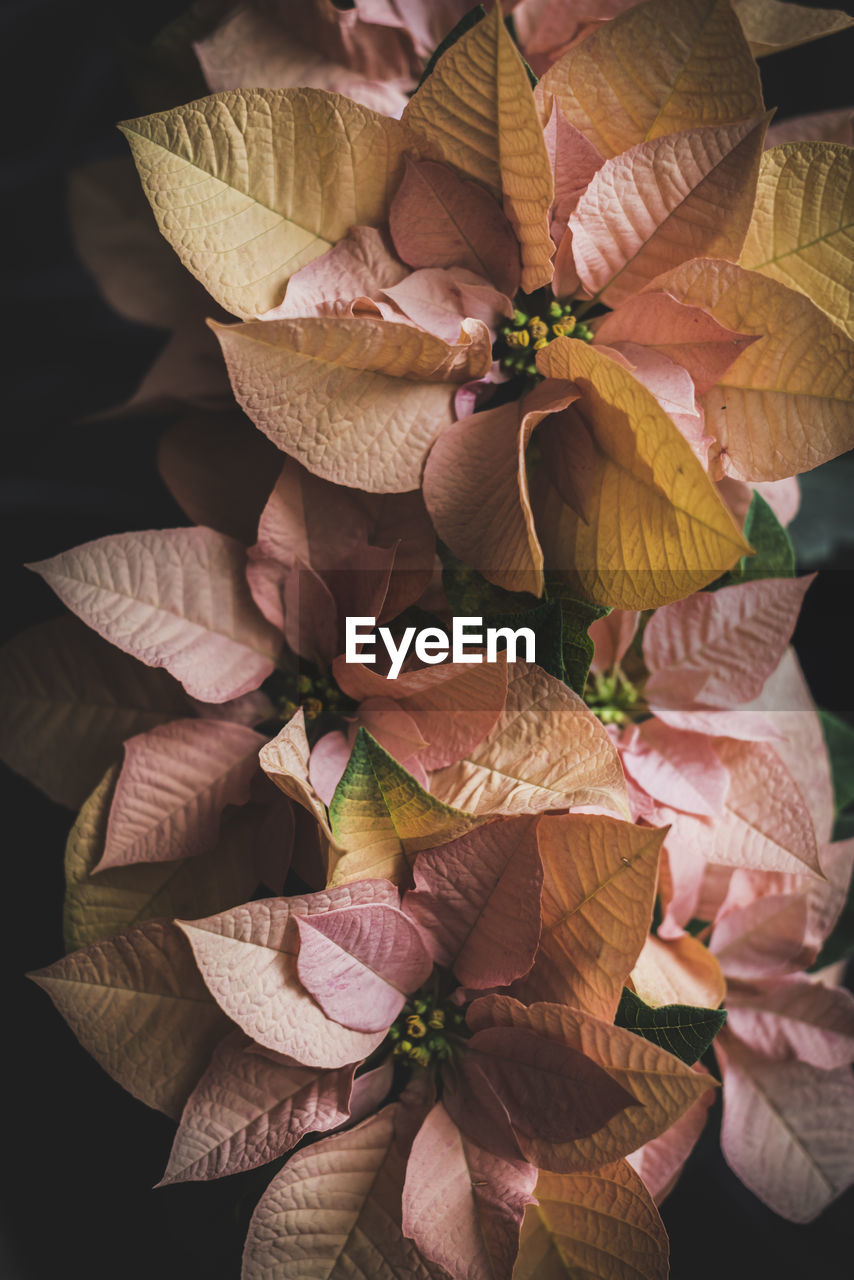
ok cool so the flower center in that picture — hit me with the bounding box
[584,669,647,726]
[495,300,593,380]
[262,667,355,736]
[387,986,469,1068]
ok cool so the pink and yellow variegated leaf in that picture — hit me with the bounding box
[379,266,512,343]
[97,718,265,871]
[29,920,230,1119]
[535,0,763,158]
[389,157,522,297]
[727,978,854,1069]
[28,528,282,704]
[534,338,749,609]
[732,0,853,57]
[626,1076,716,1205]
[334,654,508,772]
[194,3,412,117]
[630,933,727,1009]
[263,225,409,320]
[643,576,814,711]
[401,5,554,292]
[424,379,579,596]
[156,410,283,546]
[655,738,821,876]
[646,258,854,481]
[739,141,854,341]
[468,996,715,1173]
[120,89,429,319]
[242,1105,445,1280]
[718,1031,854,1221]
[513,814,664,1021]
[178,883,398,1067]
[402,1102,537,1280]
[295,903,433,1031]
[429,662,628,817]
[465,1025,639,1153]
[515,1160,670,1279]
[711,894,811,979]
[64,768,264,951]
[160,1030,355,1184]
[212,314,490,492]
[594,292,757,394]
[570,116,768,307]
[403,816,542,988]
[0,615,193,808]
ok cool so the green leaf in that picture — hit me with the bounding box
[615,987,727,1066]
[486,600,566,683]
[328,729,478,887]
[543,574,610,695]
[417,5,487,90]
[439,549,608,695]
[820,710,854,814]
[708,491,795,589]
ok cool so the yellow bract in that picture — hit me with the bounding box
[402,5,554,292]
[652,258,854,481]
[740,142,854,340]
[212,315,490,492]
[515,1161,669,1280]
[733,0,853,57]
[120,89,425,319]
[535,339,749,610]
[536,0,764,158]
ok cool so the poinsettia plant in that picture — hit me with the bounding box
[5,0,854,1277]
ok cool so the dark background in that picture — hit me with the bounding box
[2,2,854,1276]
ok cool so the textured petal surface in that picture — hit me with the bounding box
[643,576,813,710]
[98,719,264,870]
[404,816,542,988]
[329,730,478,887]
[64,766,263,951]
[120,89,425,318]
[648,258,854,481]
[28,528,281,704]
[402,5,554,291]
[468,996,714,1173]
[514,815,664,1021]
[29,920,230,1119]
[594,292,757,394]
[727,979,854,1069]
[389,157,521,296]
[242,1105,444,1279]
[161,1030,354,1185]
[429,662,628,817]
[536,0,763,158]
[515,1160,669,1280]
[0,615,192,808]
[719,1032,854,1221]
[571,117,767,306]
[535,339,748,609]
[424,379,579,595]
[295,903,433,1031]
[402,1102,537,1280]
[739,141,854,339]
[212,314,488,491]
[178,884,398,1067]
